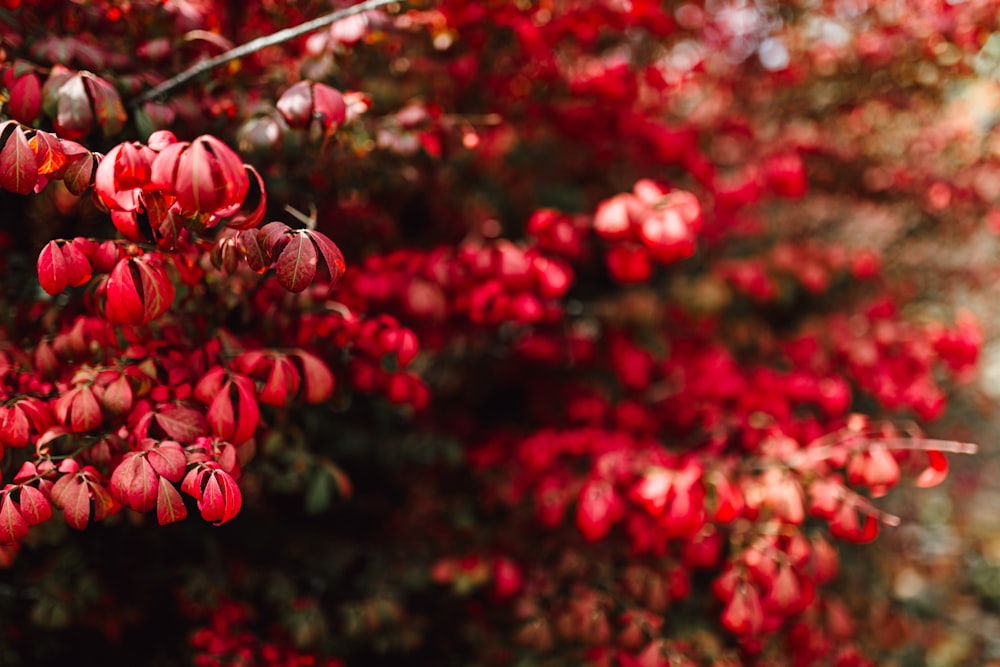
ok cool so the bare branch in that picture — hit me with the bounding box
[130,0,404,107]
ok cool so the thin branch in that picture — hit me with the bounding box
[130,0,404,107]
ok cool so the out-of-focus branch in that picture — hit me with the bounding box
[130,0,404,107]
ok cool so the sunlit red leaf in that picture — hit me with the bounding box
[28,130,65,175]
[0,122,38,195]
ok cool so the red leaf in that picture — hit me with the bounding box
[311,83,346,132]
[0,407,25,447]
[175,137,222,214]
[102,373,133,416]
[37,240,68,296]
[149,140,187,192]
[915,450,949,488]
[155,406,207,443]
[90,479,117,522]
[55,73,94,139]
[17,485,51,526]
[197,469,242,525]
[54,386,102,432]
[156,479,187,525]
[95,142,150,211]
[168,136,248,216]
[146,441,186,482]
[181,467,205,499]
[110,453,158,512]
[238,229,270,272]
[51,473,92,530]
[108,212,142,245]
[223,164,266,230]
[231,375,260,445]
[40,66,73,118]
[200,135,248,213]
[194,366,228,404]
[0,122,38,195]
[28,130,66,175]
[134,256,175,322]
[295,350,334,403]
[82,73,126,137]
[206,388,235,442]
[60,239,92,287]
[105,258,145,324]
[8,72,41,124]
[0,492,27,544]
[276,81,313,129]
[59,140,96,195]
[260,356,301,407]
[276,233,318,293]
[257,221,291,261]
[576,480,618,542]
[306,230,346,285]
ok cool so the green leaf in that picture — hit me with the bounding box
[304,466,333,515]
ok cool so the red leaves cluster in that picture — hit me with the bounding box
[95,131,265,229]
[0,483,51,544]
[36,239,93,295]
[104,254,176,325]
[233,349,334,406]
[593,180,702,284]
[109,440,186,522]
[0,121,94,195]
[215,221,346,292]
[0,318,344,544]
